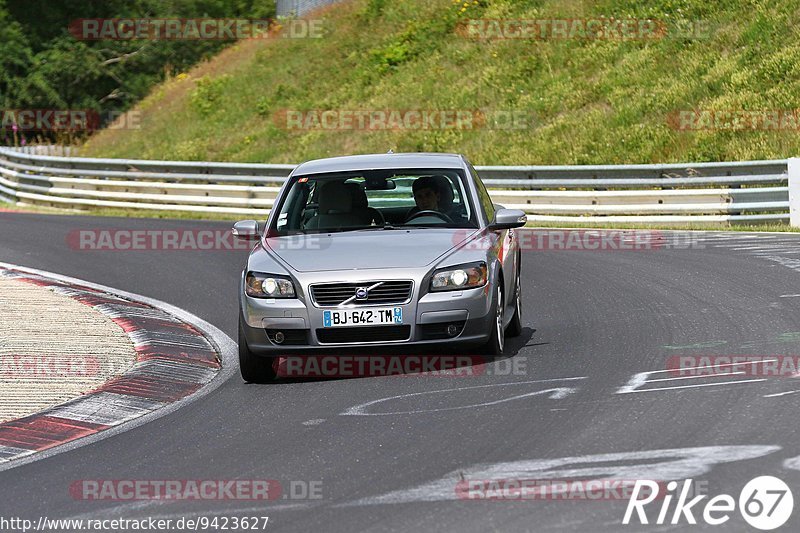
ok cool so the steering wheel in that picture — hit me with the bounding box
[404,210,454,224]
[368,207,386,226]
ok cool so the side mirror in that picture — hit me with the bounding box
[233,220,260,240]
[488,209,527,230]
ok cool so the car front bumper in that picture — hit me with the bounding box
[240,275,494,355]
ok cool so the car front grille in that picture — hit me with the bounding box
[316,325,411,344]
[310,280,413,307]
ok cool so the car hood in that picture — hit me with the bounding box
[265,229,478,272]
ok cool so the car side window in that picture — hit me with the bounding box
[469,164,495,221]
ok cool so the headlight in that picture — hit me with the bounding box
[430,262,487,292]
[246,272,296,298]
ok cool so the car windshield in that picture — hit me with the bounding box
[271,168,478,235]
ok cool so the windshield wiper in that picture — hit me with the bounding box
[402,225,455,229]
[351,224,399,231]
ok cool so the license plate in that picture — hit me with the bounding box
[323,307,403,328]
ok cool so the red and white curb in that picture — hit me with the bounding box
[0,263,236,470]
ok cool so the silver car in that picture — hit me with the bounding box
[233,153,526,382]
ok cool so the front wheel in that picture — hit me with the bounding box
[480,284,505,356]
[238,318,277,383]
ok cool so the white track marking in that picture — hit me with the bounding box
[647,371,747,383]
[753,252,800,257]
[621,379,766,394]
[147,504,308,518]
[762,256,800,272]
[764,390,800,398]
[713,244,784,249]
[734,247,795,252]
[61,501,169,520]
[704,237,778,243]
[0,262,237,473]
[617,360,777,394]
[666,360,777,373]
[341,377,586,416]
[342,446,780,506]
[783,456,800,471]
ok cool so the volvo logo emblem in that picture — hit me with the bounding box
[355,287,369,300]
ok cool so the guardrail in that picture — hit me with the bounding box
[6,145,75,157]
[0,147,791,224]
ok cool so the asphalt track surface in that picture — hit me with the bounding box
[3,212,800,531]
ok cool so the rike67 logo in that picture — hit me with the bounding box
[624,476,793,530]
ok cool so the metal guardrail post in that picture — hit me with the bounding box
[789,158,800,227]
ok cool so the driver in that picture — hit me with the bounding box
[406,175,462,224]
[411,176,441,212]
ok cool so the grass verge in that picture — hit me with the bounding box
[81,0,800,166]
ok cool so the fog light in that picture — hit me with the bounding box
[274,331,285,344]
[446,324,459,337]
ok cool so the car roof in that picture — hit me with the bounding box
[292,153,466,176]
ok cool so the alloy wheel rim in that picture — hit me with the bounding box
[496,285,504,351]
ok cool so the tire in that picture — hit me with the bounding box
[505,262,523,338]
[238,318,277,383]
[480,283,505,356]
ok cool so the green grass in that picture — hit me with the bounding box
[32,1,800,227]
[80,0,800,165]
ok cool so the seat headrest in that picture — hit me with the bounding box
[344,182,368,209]
[318,181,353,213]
[431,175,454,209]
